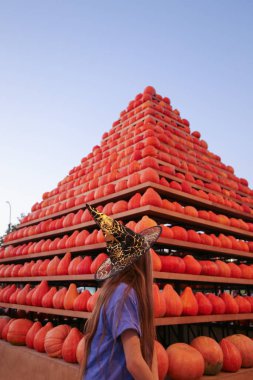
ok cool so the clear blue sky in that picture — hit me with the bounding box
[0,0,252,236]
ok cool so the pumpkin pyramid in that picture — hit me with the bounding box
[1,85,253,376]
[1,85,253,256]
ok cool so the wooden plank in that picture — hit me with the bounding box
[0,302,91,319]
[4,203,253,248]
[155,313,253,326]
[1,272,253,286]
[1,235,253,265]
[1,302,253,325]
[0,340,79,380]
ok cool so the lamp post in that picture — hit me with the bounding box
[5,201,12,233]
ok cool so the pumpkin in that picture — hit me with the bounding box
[57,252,72,275]
[220,292,239,314]
[25,321,42,348]
[90,253,108,274]
[7,318,33,345]
[42,287,58,308]
[16,284,30,304]
[225,334,253,367]
[44,324,71,358]
[31,280,49,306]
[87,289,101,312]
[162,284,182,316]
[195,292,213,315]
[166,343,205,380]
[33,322,53,352]
[46,256,61,276]
[0,316,10,338]
[155,340,169,380]
[52,287,67,309]
[183,255,201,275]
[153,283,166,317]
[76,336,86,364]
[180,287,198,316]
[151,249,162,271]
[76,256,92,274]
[68,256,83,275]
[63,283,79,310]
[191,336,223,375]
[220,338,242,372]
[62,327,83,363]
[73,290,92,311]
[206,294,226,314]
[1,318,15,341]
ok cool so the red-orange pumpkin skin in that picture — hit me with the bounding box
[7,318,33,345]
[225,334,253,367]
[44,324,71,358]
[25,321,42,348]
[33,322,53,352]
[166,343,205,380]
[62,327,83,363]
[155,340,169,380]
[220,338,242,372]
[191,336,223,375]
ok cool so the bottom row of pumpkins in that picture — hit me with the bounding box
[1,316,253,379]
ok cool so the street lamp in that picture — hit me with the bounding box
[5,201,12,233]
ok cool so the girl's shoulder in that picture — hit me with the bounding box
[108,283,138,309]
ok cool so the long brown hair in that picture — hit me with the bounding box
[79,249,155,379]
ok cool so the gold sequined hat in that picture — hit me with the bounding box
[86,204,162,281]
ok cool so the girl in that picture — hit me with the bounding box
[79,204,161,380]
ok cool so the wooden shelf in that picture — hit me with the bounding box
[1,302,253,326]
[0,274,95,282]
[14,169,253,236]
[1,235,253,265]
[1,271,253,286]
[0,243,105,263]
[155,313,253,326]
[0,302,91,319]
[0,340,79,380]
[0,340,252,380]
[201,368,253,380]
[5,204,253,247]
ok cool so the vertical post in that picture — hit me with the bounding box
[5,201,12,233]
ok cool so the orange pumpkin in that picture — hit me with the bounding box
[155,340,169,380]
[25,321,42,348]
[73,290,91,311]
[225,334,253,367]
[33,322,53,352]
[76,336,86,364]
[220,338,242,372]
[44,324,71,358]
[7,318,33,345]
[87,289,101,312]
[191,336,223,375]
[63,283,79,310]
[195,292,213,315]
[166,343,205,380]
[52,287,68,309]
[163,284,182,317]
[42,287,57,308]
[180,287,198,316]
[153,283,166,317]
[62,327,83,363]
[57,252,72,275]
[46,256,61,276]
[0,316,11,338]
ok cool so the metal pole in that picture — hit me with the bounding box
[5,201,12,233]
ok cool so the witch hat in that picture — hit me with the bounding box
[86,204,161,280]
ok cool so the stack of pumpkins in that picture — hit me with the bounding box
[1,316,253,380]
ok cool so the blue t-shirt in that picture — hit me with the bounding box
[84,283,141,380]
